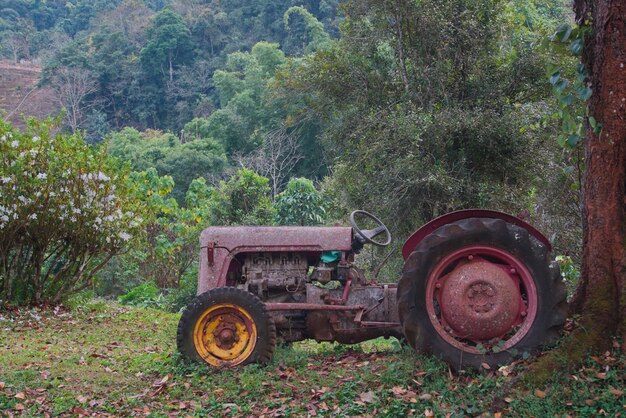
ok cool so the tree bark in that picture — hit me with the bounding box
[525,0,626,386]
[575,0,626,348]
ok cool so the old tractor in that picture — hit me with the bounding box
[177,210,566,370]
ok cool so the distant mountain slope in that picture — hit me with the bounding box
[0,61,59,128]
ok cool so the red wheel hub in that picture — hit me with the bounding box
[426,246,537,354]
[439,260,522,340]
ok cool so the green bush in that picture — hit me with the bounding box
[0,117,152,305]
[118,282,167,309]
[275,177,328,225]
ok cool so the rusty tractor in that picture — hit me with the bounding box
[177,210,566,370]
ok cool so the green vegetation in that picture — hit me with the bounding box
[1,1,610,413]
[1,0,584,302]
[0,302,623,416]
[0,118,150,304]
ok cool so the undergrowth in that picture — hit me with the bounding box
[0,301,623,417]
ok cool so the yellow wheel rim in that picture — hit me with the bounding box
[193,303,258,367]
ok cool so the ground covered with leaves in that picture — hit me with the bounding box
[0,301,624,417]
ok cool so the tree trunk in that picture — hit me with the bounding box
[525,0,626,386]
[575,0,626,349]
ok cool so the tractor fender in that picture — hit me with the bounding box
[402,209,552,260]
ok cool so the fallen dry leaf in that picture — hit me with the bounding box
[481,362,491,370]
[534,389,546,399]
[0,382,4,389]
[359,391,375,403]
[392,386,406,396]
[15,403,25,411]
[14,392,26,399]
[419,393,432,401]
[609,388,624,396]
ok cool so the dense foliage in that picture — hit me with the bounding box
[0,0,582,305]
[0,118,148,304]
[278,0,571,234]
[1,0,339,134]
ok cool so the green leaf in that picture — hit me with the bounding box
[576,63,587,82]
[551,24,572,42]
[560,25,572,42]
[555,79,569,93]
[588,116,597,130]
[549,71,561,85]
[561,94,575,106]
[570,39,583,56]
[566,134,580,147]
[546,64,559,78]
[577,87,592,101]
[588,116,602,134]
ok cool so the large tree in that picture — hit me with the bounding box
[529,0,626,383]
[572,0,626,347]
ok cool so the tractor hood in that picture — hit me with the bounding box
[197,226,354,293]
[200,226,354,252]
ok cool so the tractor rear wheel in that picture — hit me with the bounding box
[177,287,276,368]
[397,218,567,370]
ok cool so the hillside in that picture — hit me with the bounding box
[0,61,59,128]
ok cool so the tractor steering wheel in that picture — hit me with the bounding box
[350,210,392,247]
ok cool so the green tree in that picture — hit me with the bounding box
[276,0,569,241]
[275,177,327,225]
[138,7,195,127]
[106,127,228,204]
[210,169,275,226]
[140,8,193,83]
[283,6,330,53]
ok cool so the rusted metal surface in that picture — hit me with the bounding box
[242,252,308,298]
[198,226,353,294]
[401,209,552,260]
[303,283,403,343]
[425,246,538,354]
[266,303,364,311]
[438,259,522,340]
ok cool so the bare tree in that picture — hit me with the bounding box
[51,67,99,133]
[235,126,303,199]
[2,33,28,63]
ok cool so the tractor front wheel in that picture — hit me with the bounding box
[397,218,567,370]
[177,287,276,368]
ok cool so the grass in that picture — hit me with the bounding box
[0,301,624,417]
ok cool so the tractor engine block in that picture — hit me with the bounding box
[241,252,308,297]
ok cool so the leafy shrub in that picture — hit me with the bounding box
[556,255,580,298]
[275,177,328,225]
[0,118,151,305]
[119,282,167,309]
[210,168,275,225]
[165,266,198,312]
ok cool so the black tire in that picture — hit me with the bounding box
[177,287,276,368]
[397,218,567,371]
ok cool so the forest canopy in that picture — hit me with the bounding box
[0,0,580,307]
